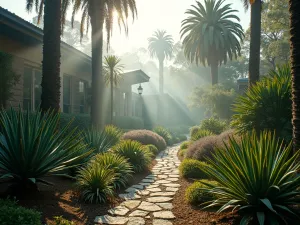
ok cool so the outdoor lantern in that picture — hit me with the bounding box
[138,84,143,95]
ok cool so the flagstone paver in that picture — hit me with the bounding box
[94,145,180,225]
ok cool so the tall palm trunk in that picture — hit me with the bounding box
[211,60,218,85]
[40,0,61,112]
[89,0,105,129]
[110,69,113,124]
[248,0,262,86]
[159,59,164,94]
[289,0,300,151]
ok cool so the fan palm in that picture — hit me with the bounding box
[288,0,300,151]
[148,30,173,94]
[71,0,137,129]
[180,0,244,85]
[241,0,262,86]
[103,55,124,124]
[26,0,68,112]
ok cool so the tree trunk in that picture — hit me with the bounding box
[248,0,262,86]
[159,59,164,94]
[110,69,113,124]
[40,0,61,112]
[89,0,105,129]
[289,0,300,151]
[211,60,218,85]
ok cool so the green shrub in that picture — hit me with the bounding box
[123,130,167,151]
[111,140,152,172]
[91,152,133,189]
[179,159,210,179]
[53,216,74,225]
[185,180,217,205]
[191,129,214,141]
[145,144,159,155]
[153,126,173,146]
[0,108,91,189]
[178,134,188,142]
[0,199,42,225]
[114,116,144,129]
[180,141,190,150]
[199,118,227,134]
[76,164,115,204]
[201,131,300,225]
[231,64,292,141]
[189,126,200,137]
[178,148,187,158]
[83,125,123,154]
[59,113,90,132]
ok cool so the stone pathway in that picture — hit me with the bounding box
[94,146,181,225]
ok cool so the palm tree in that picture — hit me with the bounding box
[180,0,244,85]
[71,0,137,129]
[103,55,124,124]
[288,0,300,151]
[148,30,173,94]
[26,0,66,112]
[241,0,262,86]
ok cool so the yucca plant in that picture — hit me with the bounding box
[111,140,152,173]
[76,164,115,204]
[83,125,123,154]
[0,108,90,191]
[201,131,300,225]
[153,126,173,146]
[191,129,214,141]
[90,152,133,189]
[231,64,292,142]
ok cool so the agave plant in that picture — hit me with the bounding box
[111,140,152,172]
[191,129,214,141]
[0,108,91,189]
[231,64,292,141]
[90,152,133,189]
[153,126,173,145]
[76,164,115,204]
[201,131,300,225]
[83,125,123,154]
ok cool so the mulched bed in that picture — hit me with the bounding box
[172,177,239,225]
[0,160,156,225]
[174,150,239,225]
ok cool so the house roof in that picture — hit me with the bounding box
[0,6,91,63]
[122,69,150,85]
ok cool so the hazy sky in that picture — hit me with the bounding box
[0,0,250,54]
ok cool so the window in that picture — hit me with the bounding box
[63,75,72,113]
[79,80,87,113]
[23,67,42,111]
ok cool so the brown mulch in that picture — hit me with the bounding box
[174,150,239,225]
[0,160,156,225]
[172,177,239,225]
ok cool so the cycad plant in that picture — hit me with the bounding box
[231,64,292,141]
[201,131,300,225]
[0,108,90,192]
[83,125,123,154]
[181,0,244,85]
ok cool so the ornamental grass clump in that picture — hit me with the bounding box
[201,131,300,225]
[83,125,123,154]
[111,140,152,172]
[153,126,173,146]
[191,129,214,141]
[91,152,133,189]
